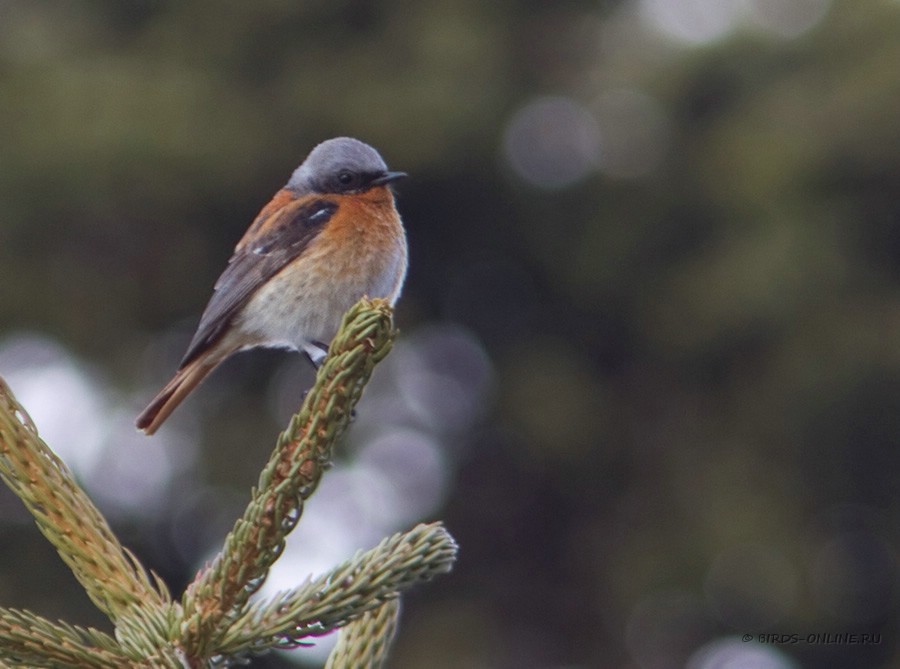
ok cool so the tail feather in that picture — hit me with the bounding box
[136,359,220,435]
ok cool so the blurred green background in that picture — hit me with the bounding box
[1,0,899,667]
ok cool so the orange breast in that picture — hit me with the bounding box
[315,186,406,286]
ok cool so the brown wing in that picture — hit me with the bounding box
[179,196,338,367]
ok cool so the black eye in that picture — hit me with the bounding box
[337,170,356,186]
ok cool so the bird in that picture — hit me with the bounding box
[136,137,408,435]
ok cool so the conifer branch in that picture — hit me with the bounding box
[112,601,184,664]
[0,299,457,668]
[0,607,126,668]
[216,522,456,655]
[0,378,169,621]
[179,299,397,658]
[325,598,401,669]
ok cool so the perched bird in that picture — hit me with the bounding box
[136,137,408,434]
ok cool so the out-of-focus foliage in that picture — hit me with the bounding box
[1,0,899,667]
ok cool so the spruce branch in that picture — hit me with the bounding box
[0,377,169,621]
[113,601,184,664]
[216,522,456,655]
[324,598,401,669]
[180,299,397,657]
[0,607,125,668]
[0,298,457,667]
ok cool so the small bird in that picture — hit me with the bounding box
[136,137,408,434]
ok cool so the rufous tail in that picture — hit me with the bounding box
[136,358,219,435]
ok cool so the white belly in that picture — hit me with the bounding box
[237,241,407,351]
